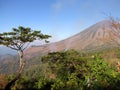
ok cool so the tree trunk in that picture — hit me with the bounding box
[18,50,25,73]
[4,50,25,90]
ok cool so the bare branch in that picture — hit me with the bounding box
[8,45,18,50]
[23,42,30,51]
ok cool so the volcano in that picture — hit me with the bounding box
[25,20,120,59]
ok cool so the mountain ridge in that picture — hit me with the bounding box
[24,20,120,59]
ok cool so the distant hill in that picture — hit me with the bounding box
[0,54,18,74]
[0,46,17,56]
[0,46,17,62]
[25,20,120,59]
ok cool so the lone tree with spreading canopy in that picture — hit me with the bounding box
[0,26,51,90]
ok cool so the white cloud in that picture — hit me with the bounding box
[52,0,78,12]
[52,1,62,12]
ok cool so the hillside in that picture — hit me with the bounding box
[25,20,120,59]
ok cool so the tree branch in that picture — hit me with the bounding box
[23,42,30,50]
[8,45,18,50]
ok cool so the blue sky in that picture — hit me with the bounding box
[0,0,120,42]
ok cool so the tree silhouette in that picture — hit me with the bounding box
[0,26,51,90]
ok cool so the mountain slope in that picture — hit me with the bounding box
[0,46,17,56]
[25,20,120,59]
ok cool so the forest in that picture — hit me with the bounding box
[0,49,120,90]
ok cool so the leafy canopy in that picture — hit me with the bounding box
[0,26,51,50]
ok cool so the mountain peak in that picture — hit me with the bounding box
[25,20,120,59]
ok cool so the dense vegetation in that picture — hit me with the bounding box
[0,49,120,90]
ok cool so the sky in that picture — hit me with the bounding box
[0,0,120,42]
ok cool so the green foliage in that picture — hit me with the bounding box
[1,49,120,90]
[0,26,51,50]
[41,50,120,90]
[35,76,54,90]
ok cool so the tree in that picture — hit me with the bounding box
[0,26,51,90]
[103,16,120,46]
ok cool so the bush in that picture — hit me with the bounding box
[4,50,120,90]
